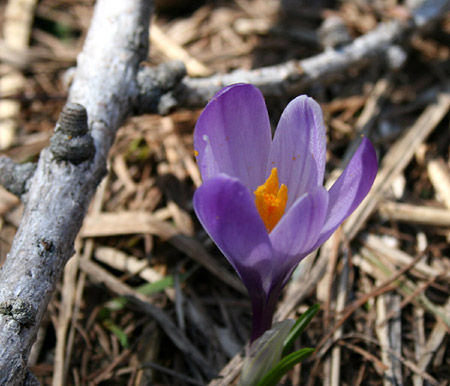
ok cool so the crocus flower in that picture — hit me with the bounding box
[193,84,377,342]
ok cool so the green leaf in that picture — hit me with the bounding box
[139,276,175,295]
[239,320,295,386]
[282,304,320,357]
[103,319,129,348]
[256,348,315,386]
[105,296,128,312]
[105,276,175,311]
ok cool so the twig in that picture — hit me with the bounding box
[361,234,447,280]
[344,86,450,239]
[337,340,388,375]
[80,211,246,294]
[315,253,427,356]
[341,76,394,165]
[414,297,450,385]
[150,24,212,77]
[427,158,450,208]
[341,333,441,386]
[0,0,38,149]
[52,238,80,386]
[140,361,205,386]
[94,246,176,300]
[380,275,437,327]
[63,176,109,384]
[378,201,450,226]
[160,0,450,109]
[79,259,214,378]
[376,295,398,385]
[360,248,450,331]
[207,349,246,386]
[330,252,349,386]
[0,1,152,384]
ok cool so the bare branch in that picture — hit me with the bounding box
[133,0,448,113]
[165,0,449,109]
[0,1,152,384]
[136,60,187,115]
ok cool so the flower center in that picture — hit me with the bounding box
[254,167,288,233]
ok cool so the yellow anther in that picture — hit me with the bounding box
[254,168,288,233]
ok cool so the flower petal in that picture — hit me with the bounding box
[193,175,274,296]
[269,186,329,284]
[268,96,327,207]
[315,137,377,247]
[194,84,272,191]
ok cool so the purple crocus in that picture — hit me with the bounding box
[193,84,377,342]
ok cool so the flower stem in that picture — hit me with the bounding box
[250,292,279,342]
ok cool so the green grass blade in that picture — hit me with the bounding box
[104,275,175,311]
[102,319,129,348]
[282,304,319,357]
[256,348,315,386]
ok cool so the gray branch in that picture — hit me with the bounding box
[136,60,187,115]
[162,0,448,109]
[0,0,151,384]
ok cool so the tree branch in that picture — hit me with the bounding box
[0,1,151,384]
[161,0,448,110]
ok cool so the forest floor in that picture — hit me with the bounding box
[0,0,449,385]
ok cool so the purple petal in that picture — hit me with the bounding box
[314,138,377,247]
[198,136,220,179]
[193,175,274,296]
[194,84,272,191]
[269,186,329,284]
[268,96,327,207]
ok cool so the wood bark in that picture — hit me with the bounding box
[0,1,151,384]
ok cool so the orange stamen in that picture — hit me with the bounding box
[254,168,288,233]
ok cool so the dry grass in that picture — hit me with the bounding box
[1,0,449,385]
